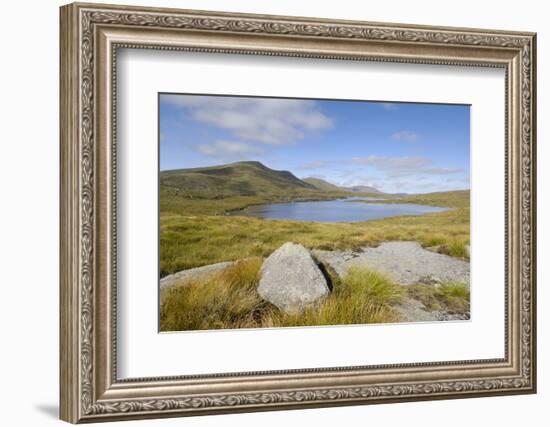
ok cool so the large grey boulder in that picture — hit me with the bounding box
[258,242,330,313]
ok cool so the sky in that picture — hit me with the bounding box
[159,93,470,194]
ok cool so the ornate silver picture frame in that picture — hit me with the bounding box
[60,2,536,423]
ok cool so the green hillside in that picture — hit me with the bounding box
[303,177,343,192]
[160,161,356,215]
[159,161,358,203]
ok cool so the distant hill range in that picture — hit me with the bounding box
[303,178,383,194]
[302,177,342,192]
[160,161,384,199]
[344,185,383,194]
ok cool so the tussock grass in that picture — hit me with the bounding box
[425,237,469,260]
[407,282,470,314]
[277,267,405,328]
[445,239,470,259]
[160,258,268,331]
[160,263,404,332]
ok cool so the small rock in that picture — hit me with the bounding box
[433,311,470,321]
[258,242,330,313]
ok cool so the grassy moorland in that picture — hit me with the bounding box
[159,161,470,331]
[159,258,470,331]
[160,207,469,276]
[160,189,469,276]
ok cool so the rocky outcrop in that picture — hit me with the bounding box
[313,241,470,286]
[258,242,330,313]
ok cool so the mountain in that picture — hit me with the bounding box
[304,177,384,195]
[302,177,342,192]
[160,161,387,200]
[160,161,327,199]
[342,185,383,194]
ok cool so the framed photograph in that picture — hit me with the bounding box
[60,2,537,423]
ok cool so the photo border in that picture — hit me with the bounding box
[156,91,472,334]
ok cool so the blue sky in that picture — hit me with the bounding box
[159,94,470,194]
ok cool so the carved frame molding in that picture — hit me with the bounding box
[60,2,536,423]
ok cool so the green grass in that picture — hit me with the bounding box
[353,190,470,208]
[160,208,469,276]
[407,282,470,314]
[160,262,404,332]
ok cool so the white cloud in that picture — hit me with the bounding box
[301,156,468,193]
[299,160,328,170]
[338,173,468,194]
[422,167,465,175]
[380,102,398,111]
[163,95,333,145]
[351,155,428,172]
[193,140,260,158]
[350,155,463,178]
[392,130,420,142]
[338,156,468,193]
[445,177,471,185]
[339,175,380,188]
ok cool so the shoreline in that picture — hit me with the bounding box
[224,196,450,223]
[223,194,398,215]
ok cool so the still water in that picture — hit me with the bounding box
[229,197,448,223]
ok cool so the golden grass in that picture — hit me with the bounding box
[160,262,404,332]
[355,190,470,209]
[160,258,267,331]
[160,190,470,275]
